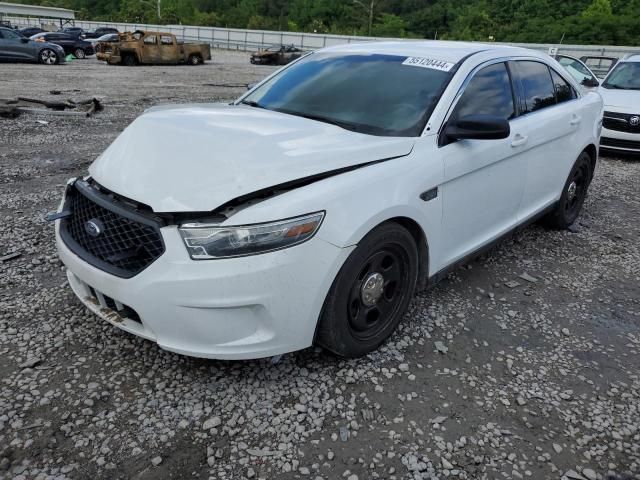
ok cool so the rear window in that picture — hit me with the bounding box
[550,69,576,103]
[516,61,556,114]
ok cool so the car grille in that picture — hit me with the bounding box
[600,136,640,151]
[60,181,165,278]
[602,111,640,134]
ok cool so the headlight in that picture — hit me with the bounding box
[178,212,324,259]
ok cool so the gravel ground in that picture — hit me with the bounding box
[1,52,639,480]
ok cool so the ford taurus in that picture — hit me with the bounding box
[51,41,603,359]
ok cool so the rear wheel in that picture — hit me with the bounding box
[39,48,58,65]
[188,54,202,65]
[316,223,418,358]
[544,151,592,229]
[74,48,86,59]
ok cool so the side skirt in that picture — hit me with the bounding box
[425,202,558,289]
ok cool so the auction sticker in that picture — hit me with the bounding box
[402,57,454,72]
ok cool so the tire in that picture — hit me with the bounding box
[39,48,58,65]
[122,54,137,67]
[316,222,419,358]
[188,54,202,65]
[544,150,592,229]
[74,48,86,59]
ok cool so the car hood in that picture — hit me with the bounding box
[598,87,640,110]
[88,104,415,212]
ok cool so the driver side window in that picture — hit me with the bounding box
[451,62,515,122]
[143,35,157,45]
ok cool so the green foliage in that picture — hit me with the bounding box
[11,0,640,44]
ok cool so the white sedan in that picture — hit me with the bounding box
[598,54,640,155]
[52,41,603,359]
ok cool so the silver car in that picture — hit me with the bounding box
[0,27,66,64]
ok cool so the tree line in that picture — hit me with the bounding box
[13,0,640,45]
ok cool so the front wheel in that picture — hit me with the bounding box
[122,54,137,66]
[74,48,86,59]
[39,48,58,65]
[544,150,592,229]
[315,223,418,358]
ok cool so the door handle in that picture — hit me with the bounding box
[570,115,582,126]
[511,134,528,147]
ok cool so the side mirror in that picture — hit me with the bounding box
[21,37,29,43]
[442,115,510,143]
[582,77,599,88]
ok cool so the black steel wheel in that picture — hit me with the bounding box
[544,151,592,229]
[316,222,418,357]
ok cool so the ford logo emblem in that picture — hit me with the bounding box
[630,115,640,127]
[84,218,103,237]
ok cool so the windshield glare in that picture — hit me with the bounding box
[241,52,453,137]
[603,62,640,90]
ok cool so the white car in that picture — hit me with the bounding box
[599,54,640,155]
[555,54,600,92]
[52,41,603,359]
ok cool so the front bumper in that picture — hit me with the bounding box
[55,214,352,359]
[600,127,640,155]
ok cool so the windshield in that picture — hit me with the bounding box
[602,62,640,90]
[240,52,455,137]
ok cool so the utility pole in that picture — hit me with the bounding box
[353,0,376,36]
[157,0,161,20]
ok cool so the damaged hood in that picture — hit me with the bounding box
[89,104,415,212]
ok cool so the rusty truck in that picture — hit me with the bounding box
[98,31,211,66]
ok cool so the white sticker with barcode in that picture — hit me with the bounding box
[402,56,454,72]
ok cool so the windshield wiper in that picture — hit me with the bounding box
[601,84,637,90]
[274,108,361,132]
[240,99,266,109]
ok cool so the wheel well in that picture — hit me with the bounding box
[584,144,597,181]
[384,217,429,289]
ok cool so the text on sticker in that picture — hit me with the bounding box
[402,57,454,72]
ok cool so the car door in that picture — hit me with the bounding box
[509,60,584,220]
[140,34,161,63]
[0,29,13,59]
[438,61,527,267]
[158,34,179,64]
[50,33,72,54]
[0,28,32,59]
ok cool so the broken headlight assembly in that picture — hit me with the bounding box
[178,212,325,259]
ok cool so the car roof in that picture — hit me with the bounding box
[320,40,538,64]
[621,53,640,63]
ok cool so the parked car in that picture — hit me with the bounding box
[52,42,602,359]
[89,33,119,47]
[0,26,66,64]
[555,54,600,91]
[98,31,210,65]
[599,54,640,155]
[19,27,46,38]
[580,56,618,79]
[59,27,85,38]
[83,27,119,39]
[31,32,94,59]
[250,44,303,65]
